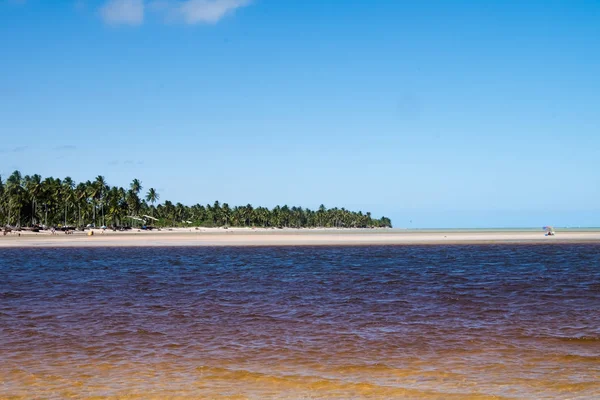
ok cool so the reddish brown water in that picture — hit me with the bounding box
[1,245,599,399]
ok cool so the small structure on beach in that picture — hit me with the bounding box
[543,226,555,236]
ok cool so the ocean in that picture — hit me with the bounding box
[1,245,599,399]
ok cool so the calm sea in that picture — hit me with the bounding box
[1,245,599,399]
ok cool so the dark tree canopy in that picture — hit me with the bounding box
[0,171,392,229]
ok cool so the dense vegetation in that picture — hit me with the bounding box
[0,171,392,229]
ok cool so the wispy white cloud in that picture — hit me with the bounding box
[100,0,144,26]
[54,145,78,151]
[109,160,144,165]
[150,0,251,24]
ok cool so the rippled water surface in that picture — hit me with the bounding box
[1,245,600,399]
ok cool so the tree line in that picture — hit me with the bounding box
[0,171,392,229]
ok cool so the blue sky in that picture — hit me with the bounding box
[1,0,599,228]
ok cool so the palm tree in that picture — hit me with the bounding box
[128,180,143,223]
[256,207,269,227]
[211,201,221,226]
[24,174,42,226]
[106,186,126,227]
[130,179,142,195]
[74,183,87,228]
[145,188,159,216]
[40,177,57,226]
[6,170,24,226]
[318,204,327,227]
[94,176,107,226]
[222,203,231,226]
[175,203,186,225]
[81,181,92,226]
[163,200,175,226]
[126,189,141,219]
[61,177,75,226]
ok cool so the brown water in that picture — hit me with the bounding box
[1,245,599,399]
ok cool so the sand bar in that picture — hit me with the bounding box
[1,228,600,247]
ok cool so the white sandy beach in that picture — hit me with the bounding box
[1,227,599,247]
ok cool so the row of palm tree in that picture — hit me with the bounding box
[0,171,392,229]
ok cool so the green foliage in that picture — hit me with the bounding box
[0,171,393,229]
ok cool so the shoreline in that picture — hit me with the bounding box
[1,228,600,247]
